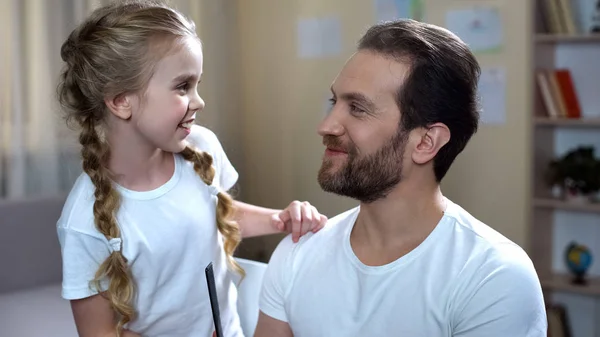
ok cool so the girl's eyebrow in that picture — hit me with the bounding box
[172,72,201,83]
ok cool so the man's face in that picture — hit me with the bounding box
[317,50,410,203]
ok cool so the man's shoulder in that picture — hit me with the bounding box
[444,198,520,251]
[443,199,537,286]
[441,201,546,335]
[271,206,359,261]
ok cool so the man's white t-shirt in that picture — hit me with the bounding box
[57,125,243,337]
[260,198,547,336]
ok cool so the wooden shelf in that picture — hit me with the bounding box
[534,117,600,128]
[531,0,600,304]
[534,198,600,213]
[541,273,600,296]
[535,34,600,44]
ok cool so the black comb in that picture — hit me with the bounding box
[205,262,224,337]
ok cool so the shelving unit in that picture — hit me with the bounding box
[535,34,600,44]
[531,1,600,332]
[530,78,600,293]
[534,117,600,128]
[534,197,600,214]
[541,273,600,296]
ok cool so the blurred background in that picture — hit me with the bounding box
[1,0,600,336]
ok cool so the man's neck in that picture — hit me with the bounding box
[105,125,174,192]
[350,178,447,266]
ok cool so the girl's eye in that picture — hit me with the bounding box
[177,83,189,93]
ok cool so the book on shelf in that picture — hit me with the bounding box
[536,68,581,119]
[537,0,595,35]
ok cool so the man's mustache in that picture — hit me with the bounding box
[323,135,354,154]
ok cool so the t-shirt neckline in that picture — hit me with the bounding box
[343,198,455,274]
[112,153,182,200]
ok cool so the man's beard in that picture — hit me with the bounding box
[317,131,407,203]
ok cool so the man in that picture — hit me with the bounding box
[254,19,547,337]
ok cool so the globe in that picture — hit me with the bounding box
[565,242,593,285]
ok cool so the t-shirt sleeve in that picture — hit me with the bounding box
[186,125,239,192]
[57,225,110,300]
[258,234,296,323]
[452,244,548,337]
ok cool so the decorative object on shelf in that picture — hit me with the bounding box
[565,242,593,285]
[551,185,563,199]
[545,146,600,202]
[592,0,600,33]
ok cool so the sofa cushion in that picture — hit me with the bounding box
[0,283,77,337]
[0,195,66,294]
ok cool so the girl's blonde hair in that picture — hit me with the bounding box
[56,0,243,334]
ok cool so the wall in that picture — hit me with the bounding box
[234,0,533,260]
[194,0,245,187]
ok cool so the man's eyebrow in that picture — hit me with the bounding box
[331,86,376,110]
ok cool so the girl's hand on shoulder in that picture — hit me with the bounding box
[270,201,328,243]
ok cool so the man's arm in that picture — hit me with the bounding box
[254,312,294,337]
[452,246,547,336]
[254,235,298,337]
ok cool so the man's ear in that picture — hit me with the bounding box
[411,123,451,165]
[104,93,133,120]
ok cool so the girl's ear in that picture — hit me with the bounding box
[105,93,133,120]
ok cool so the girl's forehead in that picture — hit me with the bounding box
[151,38,204,79]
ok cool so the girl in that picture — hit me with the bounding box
[55,1,326,336]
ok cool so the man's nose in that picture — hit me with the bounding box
[317,108,344,137]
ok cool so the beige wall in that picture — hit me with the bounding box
[194,0,245,183]
[228,0,533,259]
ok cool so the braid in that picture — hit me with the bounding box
[180,146,245,279]
[80,118,135,335]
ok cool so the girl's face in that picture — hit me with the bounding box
[121,36,205,154]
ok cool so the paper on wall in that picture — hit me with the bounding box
[478,66,507,125]
[374,0,425,23]
[297,16,342,59]
[445,6,503,54]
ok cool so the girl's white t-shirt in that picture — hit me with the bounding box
[57,125,242,337]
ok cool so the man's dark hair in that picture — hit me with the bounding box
[358,19,481,182]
